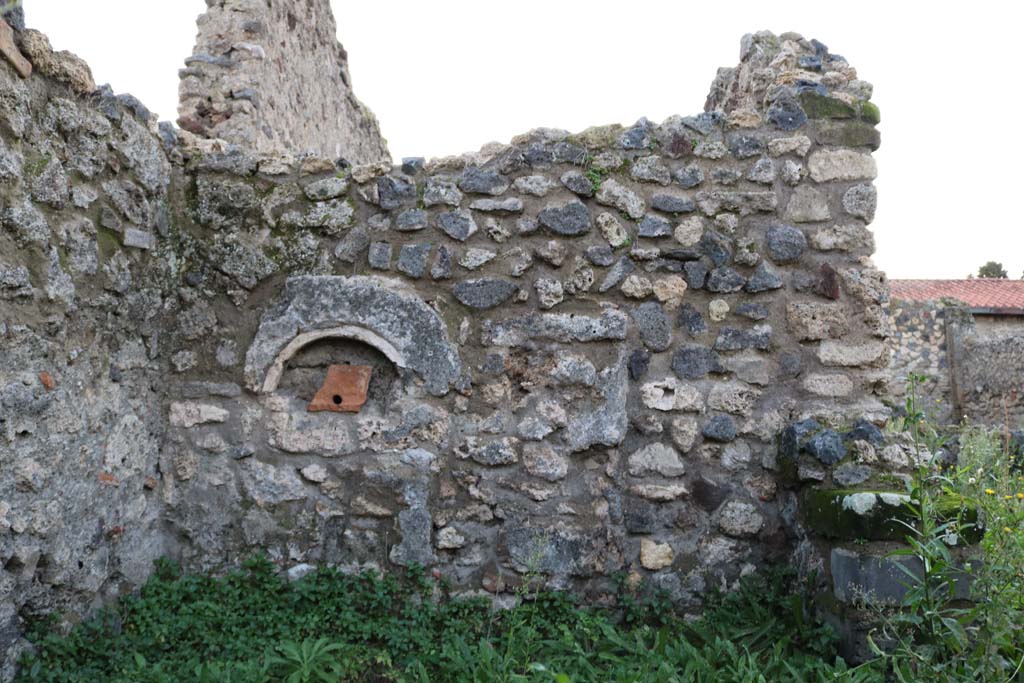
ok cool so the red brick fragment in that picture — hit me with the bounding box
[308,364,373,414]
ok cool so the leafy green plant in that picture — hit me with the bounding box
[946,425,1024,679]
[584,167,608,193]
[18,557,873,683]
[266,639,347,683]
[865,373,1024,681]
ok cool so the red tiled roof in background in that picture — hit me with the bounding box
[890,279,1024,312]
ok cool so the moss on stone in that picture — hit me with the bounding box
[804,489,908,541]
[798,92,856,119]
[182,175,201,220]
[23,152,51,178]
[803,489,982,543]
[95,228,122,258]
[858,101,881,125]
[573,124,622,149]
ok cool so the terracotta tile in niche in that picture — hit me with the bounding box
[308,364,373,413]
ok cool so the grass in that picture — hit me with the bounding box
[17,559,877,683]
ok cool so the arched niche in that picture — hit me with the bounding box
[262,325,404,394]
[272,328,407,416]
[244,275,462,397]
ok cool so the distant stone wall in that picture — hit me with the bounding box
[177,0,389,163]
[890,299,1024,427]
[1,21,907,675]
[973,314,1024,336]
[888,299,955,423]
[951,317,1024,428]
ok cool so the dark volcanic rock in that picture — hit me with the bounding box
[702,414,737,442]
[672,345,724,379]
[780,418,823,459]
[452,278,518,309]
[805,429,846,465]
[459,167,510,195]
[628,349,651,380]
[765,224,807,264]
[632,302,672,352]
[538,200,592,236]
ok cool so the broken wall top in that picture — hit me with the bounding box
[706,30,878,133]
[176,0,390,164]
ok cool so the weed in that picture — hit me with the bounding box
[865,373,1024,681]
[583,167,607,194]
[19,561,866,683]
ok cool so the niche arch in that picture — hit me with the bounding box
[262,325,405,394]
[244,275,463,397]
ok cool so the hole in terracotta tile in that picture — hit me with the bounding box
[281,338,397,407]
[308,364,372,413]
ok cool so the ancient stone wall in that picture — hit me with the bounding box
[0,29,174,675]
[949,316,1024,428]
[888,299,956,423]
[890,298,1024,427]
[177,0,390,164]
[1,19,909,672]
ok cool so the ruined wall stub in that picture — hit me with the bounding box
[177,0,390,164]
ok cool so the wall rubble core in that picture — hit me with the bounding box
[0,7,909,671]
[177,0,390,164]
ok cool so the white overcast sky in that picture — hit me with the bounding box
[23,1,1023,280]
